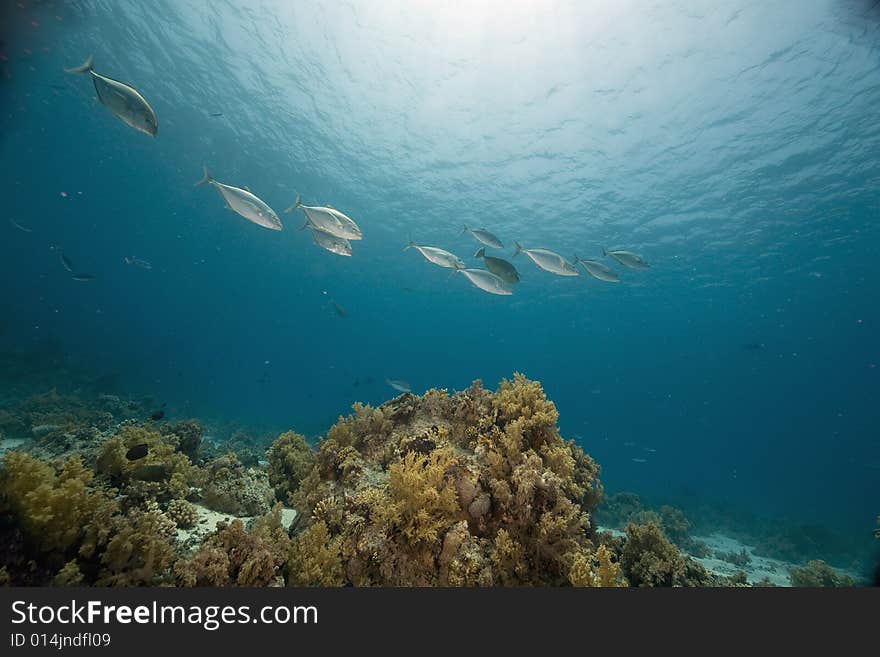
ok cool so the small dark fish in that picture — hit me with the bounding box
[149,409,165,421]
[60,252,74,272]
[9,218,32,233]
[331,300,346,317]
[209,112,223,117]
[744,342,766,351]
[131,463,170,481]
[125,443,149,460]
[71,273,96,281]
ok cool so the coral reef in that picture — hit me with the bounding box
[788,560,855,587]
[287,373,606,586]
[619,522,719,587]
[267,431,316,504]
[175,505,290,586]
[95,424,202,506]
[715,548,752,568]
[200,454,274,516]
[597,493,709,557]
[1,364,865,588]
[166,498,198,529]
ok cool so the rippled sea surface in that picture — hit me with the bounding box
[1,1,878,535]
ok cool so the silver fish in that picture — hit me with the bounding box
[462,225,503,249]
[65,55,158,137]
[71,273,96,282]
[405,241,464,269]
[309,226,352,257]
[9,218,32,233]
[386,378,412,393]
[474,248,520,284]
[456,268,513,295]
[196,166,282,231]
[124,256,153,270]
[285,197,362,241]
[513,242,579,276]
[603,248,650,270]
[574,256,619,282]
[59,252,74,272]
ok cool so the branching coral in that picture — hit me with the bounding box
[166,498,198,529]
[266,430,316,504]
[569,544,627,587]
[95,424,202,505]
[0,451,119,560]
[620,522,687,587]
[96,501,178,586]
[287,373,607,586]
[789,560,855,587]
[200,454,273,516]
[175,505,291,586]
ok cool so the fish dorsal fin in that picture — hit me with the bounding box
[244,186,251,192]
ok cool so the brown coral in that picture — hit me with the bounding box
[287,373,606,586]
[266,430,316,504]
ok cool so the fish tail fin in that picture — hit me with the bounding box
[284,195,302,214]
[64,55,94,74]
[460,225,469,236]
[404,240,416,251]
[474,247,485,259]
[513,241,523,257]
[195,165,212,187]
[601,246,608,257]
[299,219,310,231]
[572,253,581,266]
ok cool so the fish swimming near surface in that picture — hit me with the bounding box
[9,218,32,233]
[125,443,149,461]
[386,379,412,393]
[602,247,650,270]
[405,241,464,269]
[574,256,620,282]
[124,256,153,270]
[59,252,74,272]
[308,226,352,257]
[461,226,503,249]
[71,273,96,281]
[285,197,362,241]
[474,247,520,284]
[196,166,282,231]
[513,242,579,276]
[455,268,513,295]
[65,55,158,137]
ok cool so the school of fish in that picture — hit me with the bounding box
[61,54,652,295]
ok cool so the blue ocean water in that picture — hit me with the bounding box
[1,0,878,539]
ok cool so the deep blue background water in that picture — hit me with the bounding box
[1,1,878,534]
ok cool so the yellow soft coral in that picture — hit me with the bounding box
[1,451,119,557]
[380,447,460,547]
[266,430,316,504]
[569,545,627,587]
